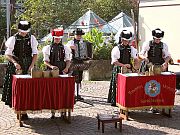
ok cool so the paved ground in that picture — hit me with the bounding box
[0,81,180,135]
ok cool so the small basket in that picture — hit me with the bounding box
[31,70,43,78]
[51,69,59,78]
[43,70,51,78]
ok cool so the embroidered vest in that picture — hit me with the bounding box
[118,44,131,64]
[148,40,164,65]
[13,33,32,59]
[49,43,65,65]
[72,39,88,60]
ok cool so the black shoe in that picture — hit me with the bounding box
[76,95,84,100]
[151,109,159,114]
[111,103,118,107]
[21,114,28,120]
[51,115,55,119]
[51,112,55,119]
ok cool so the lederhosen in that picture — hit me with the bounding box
[2,33,33,107]
[107,44,131,106]
[49,43,66,74]
[148,40,164,65]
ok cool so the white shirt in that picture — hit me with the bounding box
[66,38,84,47]
[139,41,171,58]
[66,39,89,59]
[42,44,72,62]
[111,45,137,64]
[5,35,38,55]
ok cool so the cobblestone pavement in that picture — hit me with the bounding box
[0,81,180,135]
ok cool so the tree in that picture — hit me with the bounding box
[16,0,137,38]
[18,0,83,38]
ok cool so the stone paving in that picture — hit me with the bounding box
[0,81,180,135]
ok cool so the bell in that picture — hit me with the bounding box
[145,71,149,76]
[153,64,162,75]
[121,66,128,74]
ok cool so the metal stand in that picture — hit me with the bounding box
[75,80,93,106]
[70,60,93,106]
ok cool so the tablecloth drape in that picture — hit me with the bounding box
[117,73,176,109]
[12,75,75,112]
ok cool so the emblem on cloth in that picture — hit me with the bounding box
[145,80,160,97]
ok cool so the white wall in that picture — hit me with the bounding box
[139,0,180,63]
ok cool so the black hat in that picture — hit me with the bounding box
[152,28,164,39]
[18,21,31,32]
[120,30,132,40]
[73,28,85,35]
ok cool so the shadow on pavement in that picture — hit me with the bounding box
[21,115,167,135]
[80,95,110,106]
[128,105,180,131]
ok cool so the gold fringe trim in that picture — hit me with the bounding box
[116,103,174,111]
[12,108,72,114]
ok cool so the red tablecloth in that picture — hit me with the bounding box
[12,75,75,112]
[117,73,176,109]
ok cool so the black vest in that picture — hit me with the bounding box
[13,33,32,59]
[49,43,65,64]
[148,40,164,65]
[49,43,66,73]
[118,44,131,64]
[72,39,79,59]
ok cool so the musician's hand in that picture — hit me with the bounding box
[28,64,34,73]
[70,45,76,50]
[14,62,21,70]
[162,62,168,71]
[144,58,149,63]
[124,64,131,68]
[63,68,69,74]
[51,66,58,70]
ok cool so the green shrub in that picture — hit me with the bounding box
[83,28,116,60]
[93,43,113,60]
[0,55,6,63]
[36,52,44,69]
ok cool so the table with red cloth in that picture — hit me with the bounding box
[116,73,176,120]
[12,75,75,126]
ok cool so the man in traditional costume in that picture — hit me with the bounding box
[66,28,92,100]
[42,28,72,74]
[139,28,171,71]
[1,21,38,119]
[42,28,72,119]
[139,28,171,113]
[107,30,138,106]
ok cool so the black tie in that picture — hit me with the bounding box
[77,41,81,58]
